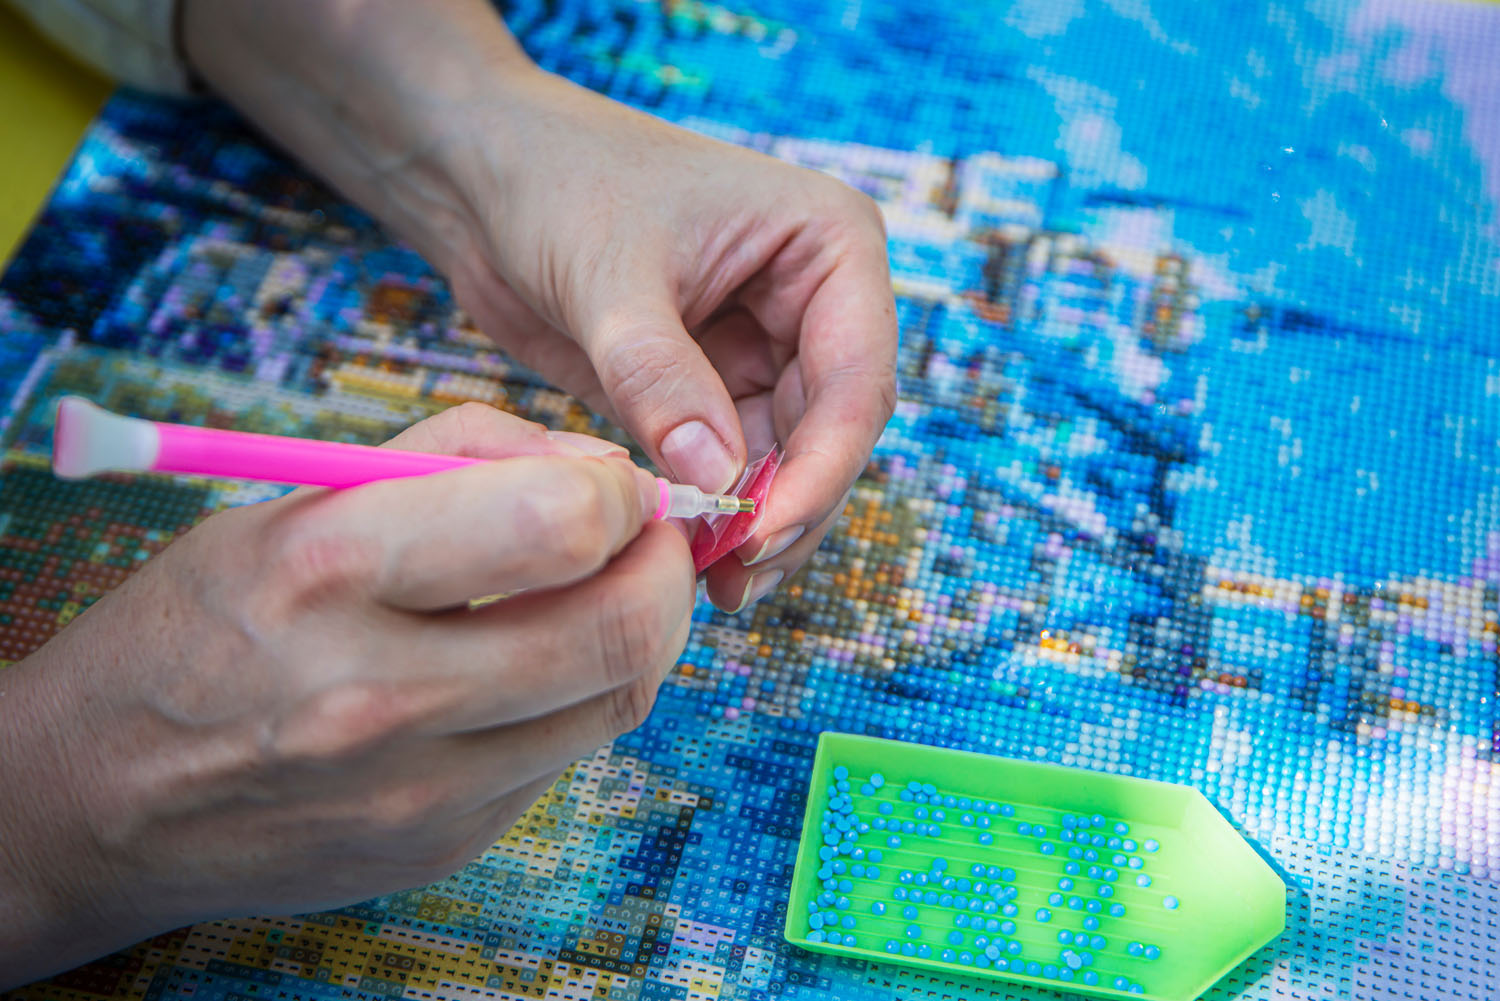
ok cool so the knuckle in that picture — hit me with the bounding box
[817,176,883,231]
[595,584,667,688]
[271,681,441,765]
[257,523,381,616]
[598,336,684,411]
[449,400,501,425]
[366,779,449,835]
[519,465,616,576]
[607,676,660,735]
[445,400,502,441]
[849,187,882,223]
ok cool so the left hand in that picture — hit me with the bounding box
[184,0,899,613]
[440,70,899,612]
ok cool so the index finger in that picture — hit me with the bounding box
[739,226,898,564]
[277,454,661,611]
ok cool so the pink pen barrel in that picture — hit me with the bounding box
[153,422,479,488]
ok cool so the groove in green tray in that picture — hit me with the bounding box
[784,733,1285,1001]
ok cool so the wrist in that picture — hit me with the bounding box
[0,647,137,987]
[180,0,537,270]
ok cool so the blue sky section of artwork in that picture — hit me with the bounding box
[632,0,1499,343]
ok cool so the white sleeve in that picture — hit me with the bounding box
[6,0,193,95]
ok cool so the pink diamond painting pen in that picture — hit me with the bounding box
[50,396,754,521]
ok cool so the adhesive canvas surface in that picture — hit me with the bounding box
[2,1,1499,999]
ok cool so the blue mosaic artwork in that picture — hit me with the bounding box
[3,1,1499,998]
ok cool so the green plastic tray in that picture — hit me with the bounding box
[784,733,1284,1000]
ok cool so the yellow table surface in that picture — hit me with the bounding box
[0,2,112,267]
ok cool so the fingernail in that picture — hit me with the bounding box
[633,468,664,521]
[732,569,784,614]
[546,430,628,456]
[742,524,804,567]
[660,420,736,494]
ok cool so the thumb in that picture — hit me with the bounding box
[582,298,746,493]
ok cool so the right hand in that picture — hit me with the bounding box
[0,403,695,986]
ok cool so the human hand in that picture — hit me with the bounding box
[442,73,898,611]
[182,0,898,614]
[0,404,694,987]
